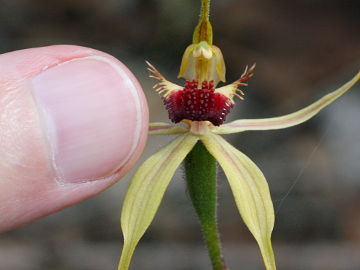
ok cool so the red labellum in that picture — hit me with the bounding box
[163,80,233,126]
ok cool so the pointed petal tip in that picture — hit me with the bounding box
[119,134,199,270]
[216,71,360,134]
[201,133,276,270]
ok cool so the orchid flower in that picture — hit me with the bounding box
[118,1,360,270]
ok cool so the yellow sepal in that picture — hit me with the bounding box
[192,0,213,44]
[202,133,276,270]
[193,18,213,45]
[118,134,199,270]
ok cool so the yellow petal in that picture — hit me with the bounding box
[118,134,199,270]
[149,122,189,135]
[213,71,360,134]
[202,133,276,270]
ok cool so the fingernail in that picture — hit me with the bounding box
[32,56,145,183]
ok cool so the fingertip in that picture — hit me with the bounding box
[0,46,149,231]
[33,55,148,183]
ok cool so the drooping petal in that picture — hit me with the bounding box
[149,122,189,135]
[118,134,199,270]
[213,72,359,134]
[202,133,276,270]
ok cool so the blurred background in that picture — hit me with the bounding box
[0,0,359,269]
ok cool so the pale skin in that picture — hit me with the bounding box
[0,45,149,232]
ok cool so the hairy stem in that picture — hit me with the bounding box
[201,0,210,20]
[184,141,226,270]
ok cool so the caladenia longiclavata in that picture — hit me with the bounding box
[117,0,360,270]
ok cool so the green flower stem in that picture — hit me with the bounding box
[184,141,226,270]
[200,0,210,20]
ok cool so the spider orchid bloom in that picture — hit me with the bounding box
[118,2,360,270]
[119,67,359,270]
[119,63,360,270]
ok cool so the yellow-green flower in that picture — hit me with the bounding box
[118,1,359,270]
